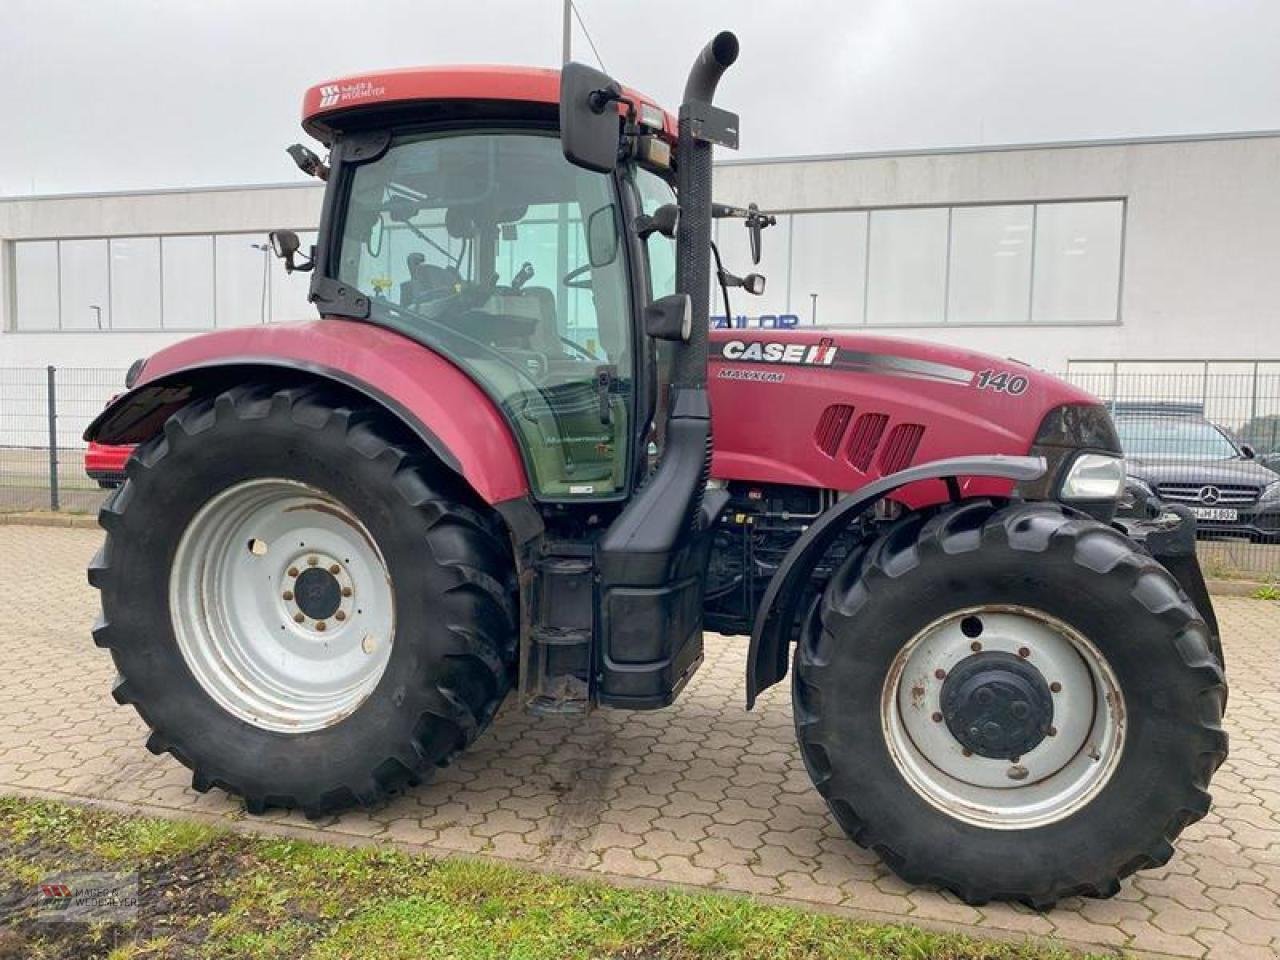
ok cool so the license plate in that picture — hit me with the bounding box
[1191,507,1238,521]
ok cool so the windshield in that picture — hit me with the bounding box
[1116,417,1240,461]
[336,130,634,499]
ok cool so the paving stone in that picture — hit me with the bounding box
[1,526,1276,960]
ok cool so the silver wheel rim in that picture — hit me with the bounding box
[170,478,395,733]
[881,605,1125,830]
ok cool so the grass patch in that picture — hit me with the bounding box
[0,795,1095,960]
[1251,584,1280,601]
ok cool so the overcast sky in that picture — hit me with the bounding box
[3,0,1278,196]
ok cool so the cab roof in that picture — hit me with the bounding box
[302,65,676,143]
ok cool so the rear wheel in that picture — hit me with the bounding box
[90,383,517,816]
[794,499,1227,907]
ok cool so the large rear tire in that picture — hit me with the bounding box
[794,499,1227,907]
[90,383,517,816]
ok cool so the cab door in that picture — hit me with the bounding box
[334,128,635,502]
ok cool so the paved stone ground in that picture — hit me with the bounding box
[1,525,1278,959]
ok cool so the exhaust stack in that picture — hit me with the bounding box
[672,31,740,389]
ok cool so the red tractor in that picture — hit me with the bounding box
[86,34,1226,907]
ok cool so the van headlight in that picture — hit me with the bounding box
[1060,453,1126,501]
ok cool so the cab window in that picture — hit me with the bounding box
[635,169,676,299]
[337,131,633,499]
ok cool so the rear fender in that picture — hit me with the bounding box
[746,454,1047,708]
[84,320,530,506]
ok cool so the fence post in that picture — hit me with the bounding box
[46,365,59,512]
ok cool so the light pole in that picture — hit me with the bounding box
[562,0,571,63]
[251,242,271,324]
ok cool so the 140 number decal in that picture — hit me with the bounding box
[974,369,1029,395]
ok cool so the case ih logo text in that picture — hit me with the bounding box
[720,338,838,366]
[318,80,386,108]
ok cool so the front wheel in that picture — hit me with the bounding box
[794,500,1227,907]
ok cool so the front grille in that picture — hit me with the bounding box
[1156,482,1260,506]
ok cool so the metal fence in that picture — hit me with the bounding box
[0,366,127,514]
[1,364,1277,578]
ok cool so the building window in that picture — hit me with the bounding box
[109,237,162,330]
[718,199,1124,328]
[866,208,949,325]
[13,241,60,331]
[947,204,1034,324]
[1031,201,1123,324]
[789,210,868,326]
[161,235,215,330]
[10,230,312,332]
[215,233,272,328]
[57,239,111,330]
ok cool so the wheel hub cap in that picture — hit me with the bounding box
[941,651,1054,759]
[293,567,341,620]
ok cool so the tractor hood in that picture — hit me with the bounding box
[707,327,1104,503]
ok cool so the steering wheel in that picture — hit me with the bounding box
[563,264,592,290]
[560,336,602,362]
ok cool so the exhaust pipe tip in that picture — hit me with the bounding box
[683,30,740,104]
[710,31,740,69]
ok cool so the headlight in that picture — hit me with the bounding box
[1263,479,1280,501]
[1060,453,1125,501]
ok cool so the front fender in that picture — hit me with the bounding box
[745,454,1047,708]
[84,319,529,505]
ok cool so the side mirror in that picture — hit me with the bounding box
[1241,443,1257,460]
[634,203,679,240]
[268,229,313,274]
[560,61,622,173]
[748,219,762,265]
[644,293,692,342]
[586,204,620,268]
[269,229,300,259]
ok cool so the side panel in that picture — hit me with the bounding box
[86,319,529,505]
[707,328,1098,507]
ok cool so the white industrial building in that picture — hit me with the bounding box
[1,130,1277,378]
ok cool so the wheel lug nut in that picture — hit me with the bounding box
[1047,726,1057,737]
[293,613,305,623]
[335,611,347,622]
[288,567,299,578]
[1017,647,1030,658]
[1050,681,1062,693]
[341,587,352,598]
[316,621,327,632]
[282,590,294,601]
[329,564,340,575]
[931,711,943,723]
[934,668,946,680]
[970,641,982,652]
[307,556,319,566]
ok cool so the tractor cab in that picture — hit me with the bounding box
[292,67,683,505]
